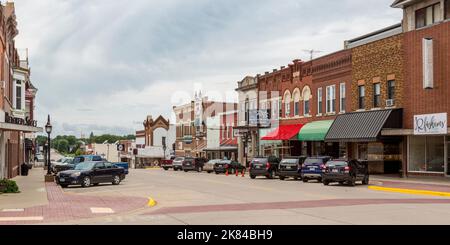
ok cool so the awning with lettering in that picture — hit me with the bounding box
[261,124,304,141]
[0,122,43,133]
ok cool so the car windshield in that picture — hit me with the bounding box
[327,161,348,167]
[304,158,324,165]
[281,159,298,164]
[220,160,232,164]
[63,158,73,164]
[252,159,268,164]
[74,162,96,170]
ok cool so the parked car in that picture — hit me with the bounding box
[35,153,45,162]
[301,156,331,183]
[214,160,246,174]
[113,162,129,175]
[323,160,369,186]
[51,157,74,173]
[278,156,307,181]
[249,156,280,179]
[161,157,176,171]
[182,157,207,172]
[172,157,185,171]
[53,155,104,173]
[56,161,126,188]
[204,159,221,173]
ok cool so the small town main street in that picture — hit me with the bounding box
[3,162,450,225]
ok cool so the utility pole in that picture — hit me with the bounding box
[303,49,323,62]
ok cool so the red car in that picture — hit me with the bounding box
[161,157,175,171]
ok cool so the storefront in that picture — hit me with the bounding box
[297,120,340,158]
[325,109,404,174]
[260,124,303,158]
[403,113,448,177]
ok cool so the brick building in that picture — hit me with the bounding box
[257,49,352,159]
[381,0,450,177]
[0,2,41,179]
[173,92,237,158]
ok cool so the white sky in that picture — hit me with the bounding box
[11,0,402,137]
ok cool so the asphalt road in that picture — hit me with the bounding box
[61,169,450,225]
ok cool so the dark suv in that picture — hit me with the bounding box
[249,156,280,179]
[301,156,331,183]
[278,156,307,181]
[323,159,369,186]
[182,157,207,172]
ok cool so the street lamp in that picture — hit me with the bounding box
[45,115,52,177]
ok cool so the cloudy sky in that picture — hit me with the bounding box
[12,0,402,137]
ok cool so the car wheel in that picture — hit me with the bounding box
[317,178,323,183]
[323,180,330,186]
[81,176,91,188]
[279,176,285,181]
[250,175,256,179]
[294,177,299,180]
[112,175,121,185]
[184,170,188,173]
[207,171,212,174]
[60,184,69,188]
[215,171,219,175]
[163,168,169,171]
[362,175,370,185]
[303,178,309,183]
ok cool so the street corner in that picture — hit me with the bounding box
[0,182,149,225]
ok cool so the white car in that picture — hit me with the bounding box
[204,159,221,173]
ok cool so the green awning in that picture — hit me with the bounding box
[298,120,334,141]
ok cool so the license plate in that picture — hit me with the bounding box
[309,167,316,171]
[59,178,65,182]
[332,169,339,173]
[286,166,292,170]
[256,166,261,169]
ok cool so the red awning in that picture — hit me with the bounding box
[261,124,304,141]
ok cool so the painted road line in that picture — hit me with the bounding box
[2,209,25,212]
[0,216,43,222]
[90,207,115,214]
[148,198,157,207]
[369,186,450,197]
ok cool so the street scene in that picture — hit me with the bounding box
[1,0,450,227]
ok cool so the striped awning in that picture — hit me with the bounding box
[325,109,403,142]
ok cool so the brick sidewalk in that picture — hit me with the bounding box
[0,183,148,224]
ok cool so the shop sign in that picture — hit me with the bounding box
[249,110,271,127]
[5,113,37,127]
[414,113,447,135]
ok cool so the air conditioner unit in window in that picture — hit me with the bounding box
[386,99,395,107]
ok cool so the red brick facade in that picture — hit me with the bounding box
[403,21,450,129]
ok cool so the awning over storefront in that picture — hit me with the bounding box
[297,120,334,141]
[325,109,403,142]
[261,124,304,141]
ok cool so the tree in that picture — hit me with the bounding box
[56,139,69,154]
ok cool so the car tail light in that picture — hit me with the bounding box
[266,163,270,170]
[344,166,351,173]
[302,164,306,168]
[320,164,326,170]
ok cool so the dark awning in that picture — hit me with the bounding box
[325,109,403,142]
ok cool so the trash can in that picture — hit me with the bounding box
[21,163,29,176]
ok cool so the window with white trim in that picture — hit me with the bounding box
[326,85,336,114]
[339,83,346,113]
[15,81,22,110]
[284,92,291,117]
[317,88,323,115]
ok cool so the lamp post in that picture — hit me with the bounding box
[44,115,53,181]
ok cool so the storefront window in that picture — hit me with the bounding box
[357,143,368,161]
[409,136,444,173]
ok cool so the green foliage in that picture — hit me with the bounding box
[49,134,134,155]
[75,149,85,156]
[0,179,20,193]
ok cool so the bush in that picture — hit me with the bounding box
[0,179,20,193]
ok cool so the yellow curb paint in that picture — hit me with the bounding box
[369,186,450,197]
[148,198,157,207]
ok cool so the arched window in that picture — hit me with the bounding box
[293,88,301,117]
[302,86,312,116]
[283,91,291,118]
